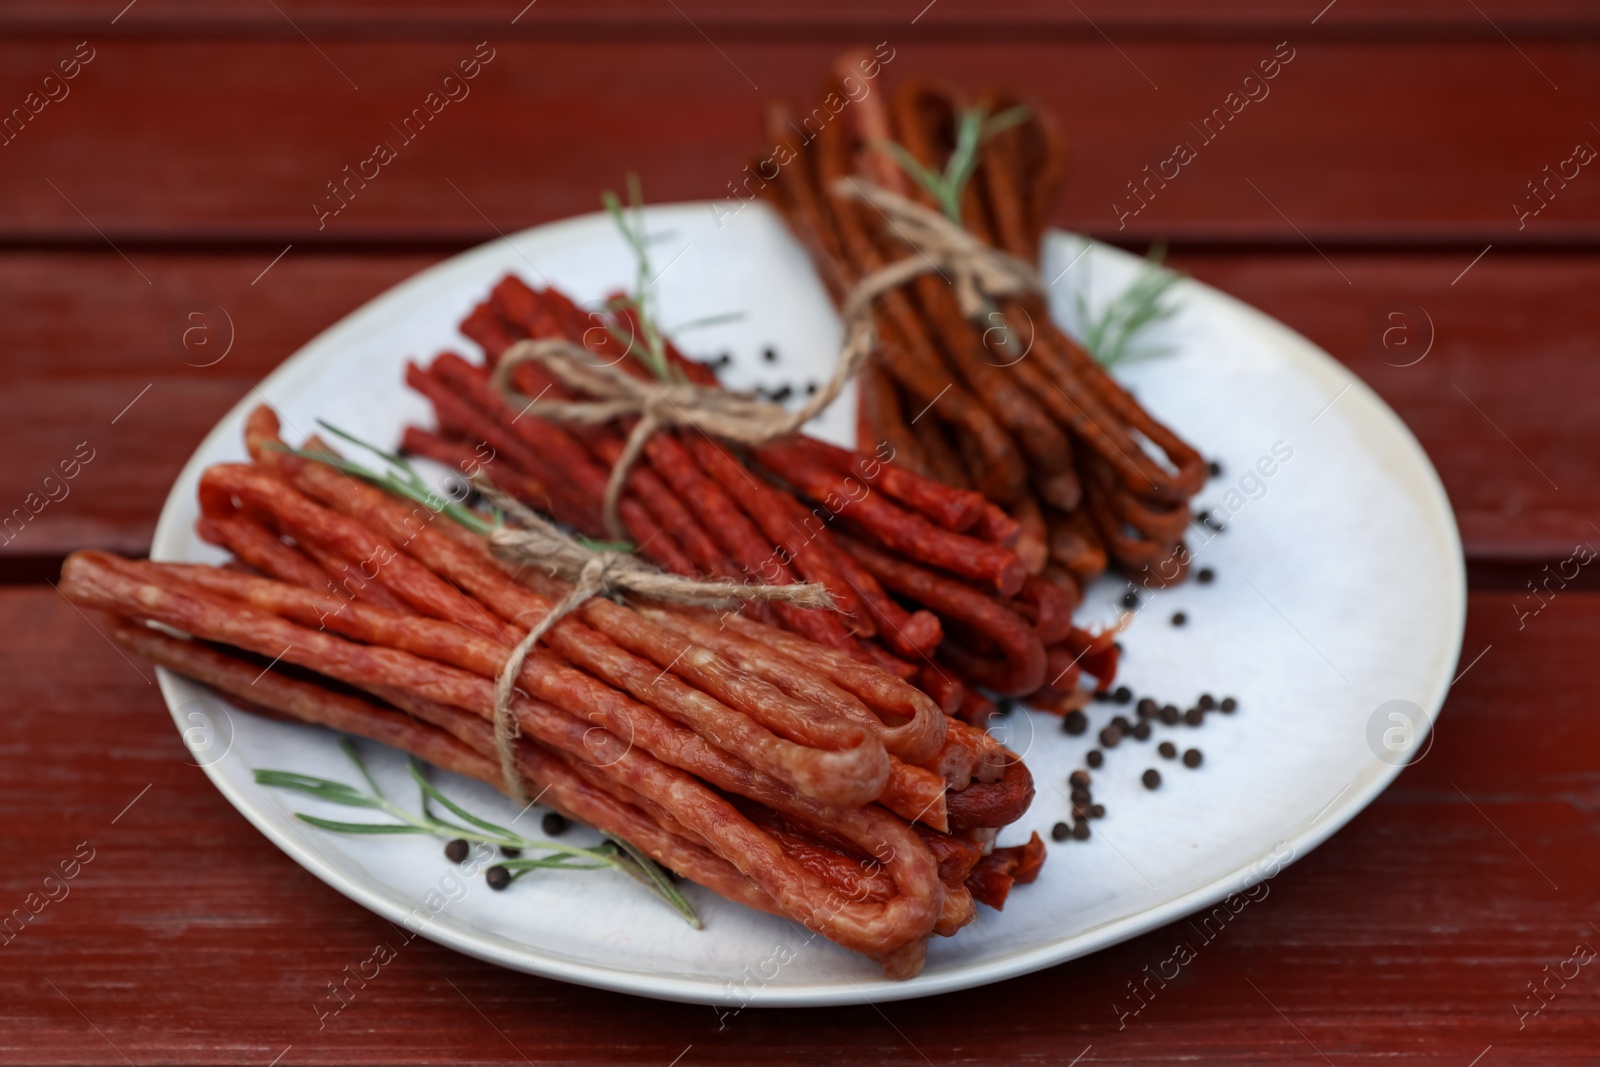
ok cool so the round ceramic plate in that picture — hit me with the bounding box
[151,201,1465,1007]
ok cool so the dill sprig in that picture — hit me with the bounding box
[1071,243,1183,368]
[872,105,1030,224]
[256,738,701,927]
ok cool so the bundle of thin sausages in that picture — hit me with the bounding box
[757,57,1208,601]
[403,276,1119,718]
[59,406,1048,977]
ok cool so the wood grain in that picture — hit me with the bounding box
[2,586,1594,1064]
[8,0,1600,38]
[2,250,1595,562]
[0,38,1597,247]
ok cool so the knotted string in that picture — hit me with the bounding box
[475,479,832,802]
[489,179,1044,538]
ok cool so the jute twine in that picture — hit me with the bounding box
[472,478,833,802]
[489,178,1045,539]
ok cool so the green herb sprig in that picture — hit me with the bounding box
[268,421,632,553]
[256,738,700,927]
[601,174,675,383]
[1071,243,1183,368]
[599,175,743,384]
[872,105,1030,224]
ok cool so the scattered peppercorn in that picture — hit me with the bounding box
[1114,685,1133,704]
[1063,710,1088,735]
[1121,591,1141,610]
[444,838,469,864]
[1092,689,1114,703]
[806,381,819,395]
[1160,704,1181,725]
[1111,715,1132,732]
[486,865,512,891]
[1158,741,1177,759]
[1198,693,1216,710]
[1142,769,1162,790]
[1089,804,1106,819]
[1069,769,1091,789]
[1070,788,1092,806]
[762,347,777,362]
[1086,749,1104,768]
[1051,821,1071,842]
[1209,460,1223,477]
[1183,748,1204,768]
[500,845,522,858]
[1171,611,1188,627]
[1184,707,1205,726]
[1072,820,1091,840]
[1137,697,1157,718]
[768,384,793,402]
[996,697,1017,716]
[1221,696,1239,713]
[1132,721,1152,741]
[1099,725,1123,748]
[1197,567,1216,584]
[542,812,568,836]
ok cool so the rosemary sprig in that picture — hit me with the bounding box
[1071,243,1183,368]
[873,105,1030,224]
[601,174,674,383]
[256,738,701,927]
[600,176,743,384]
[268,421,632,553]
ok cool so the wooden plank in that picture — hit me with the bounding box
[1,586,1594,1063]
[1168,250,1600,561]
[2,249,1595,562]
[0,38,1597,246]
[8,0,1600,38]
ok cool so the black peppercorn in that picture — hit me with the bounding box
[1121,591,1141,610]
[1221,696,1239,713]
[1113,685,1133,704]
[1132,721,1152,741]
[1184,707,1205,726]
[542,812,568,836]
[1137,697,1157,718]
[1099,725,1123,748]
[1069,770,1091,789]
[1072,821,1091,840]
[762,347,777,362]
[486,865,512,891]
[500,845,522,858]
[1158,741,1177,759]
[1142,769,1162,790]
[1160,704,1180,725]
[1063,710,1088,735]
[1198,693,1216,710]
[1171,611,1188,627]
[1183,748,1204,768]
[1051,821,1071,842]
[444,838,469,864]
[1197,567,1216,584]
[1086,749,1104,768]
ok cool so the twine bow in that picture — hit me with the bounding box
[475,479,832,802]
[490,179,1044,538]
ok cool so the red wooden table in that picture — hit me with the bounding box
[3,2,1597,1063]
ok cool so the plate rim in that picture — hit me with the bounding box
[150,201,1467,1007]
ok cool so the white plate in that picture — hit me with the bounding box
[151,202,1465,1007]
